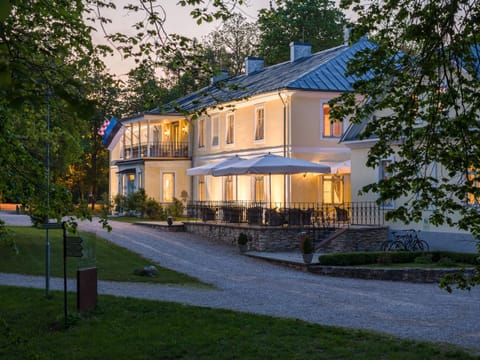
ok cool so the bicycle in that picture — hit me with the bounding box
[392,229,430,251]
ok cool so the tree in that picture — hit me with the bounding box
[202,13,259,76]
[257,0,346,65]
[0,0,245,222]
[333,0,480,289]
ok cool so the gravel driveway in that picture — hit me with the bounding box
[1,213,479,352]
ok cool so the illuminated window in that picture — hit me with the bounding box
[467,167,480,206]
[254,176,265,202]
[198,176,205,202]
[322,176,343,204]
[226,113,235,144]
[225,176,234,201]
[162,172,175,202]
[322,104,342,137]
[211,115,219,146]
[198,118,205,148]
[254,107,265,141]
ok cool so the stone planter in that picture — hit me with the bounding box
[302,253,313,264]
[239,244,248,253]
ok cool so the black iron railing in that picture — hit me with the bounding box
[123,141,189,160]
[186,201,385,228]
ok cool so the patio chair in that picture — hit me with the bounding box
[247,207,263,225]
[334,207,349,222]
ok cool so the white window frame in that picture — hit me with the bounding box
[211,114,220,147]
[254,105,265,142]
[226,112,235,145]
[378,157,395,209]
[198,117,205,148]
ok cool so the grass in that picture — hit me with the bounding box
[0,286,477,360]
[0,226,206,286]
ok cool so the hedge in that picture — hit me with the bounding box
[318,251,479,266]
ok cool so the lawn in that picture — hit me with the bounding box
[0,226,206,286]
[0,286,476,360]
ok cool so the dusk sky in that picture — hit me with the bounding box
[93,1,271,77]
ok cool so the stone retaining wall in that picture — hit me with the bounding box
[184,222,388,252]
[318,226,388,253]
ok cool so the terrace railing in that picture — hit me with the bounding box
[122,141,189,160]
[186,201,385,228]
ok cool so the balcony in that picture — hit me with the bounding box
[122,141,189,160]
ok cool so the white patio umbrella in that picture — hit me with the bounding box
[212,153,331,176]
[211,153,330,206]
[186,155,245,176]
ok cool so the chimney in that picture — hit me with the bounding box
[210,69,229,85]
[290,41,312,62]
[344,27,351,45]
[245,56,264,75]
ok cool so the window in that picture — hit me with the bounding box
[254,106,265,141]
[198,118,205,148]
[467,167,480,206]
[225,176,234,201]
[226,113,235,144]
[379,158,394,208]
[198,176,205,202]
[254,176,265,202]
[322,176,343,204]
[211,115,219,146]
[162,172,175,202]
[322,104,342,137]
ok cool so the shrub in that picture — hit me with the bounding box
[144,198,163,219]
[167,197,184,218]
[437,257,457,267]
[317,251,476,267]
[114,193,126,213]
[126,189,147,216]
[414,254,433,264]
[237,232,249,245]
[301,236,314,254]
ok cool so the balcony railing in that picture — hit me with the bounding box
[186,201,385,228]
[122,141,189,160]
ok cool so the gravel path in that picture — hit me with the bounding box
[1,213,479,352]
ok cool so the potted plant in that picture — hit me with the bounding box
[298,232,314,264]
[237,232,249,253]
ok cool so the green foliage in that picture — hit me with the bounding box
[237,232,249,245]
[114,194,127,213]
[144,198,164,219]
[414,254,434,264]
[167,197,185,218]
[126,189,147,216]
[318,251,478,267]
[335,0,480,288]
[0,219,17,255]
[257,0,346,65]
[1,286,476,359]
[301,235,314,254]
[0,226,203,285]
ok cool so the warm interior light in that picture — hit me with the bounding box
[164,128,170,136]
[182,125,188,133]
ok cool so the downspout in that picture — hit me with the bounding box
[278,90,287,206]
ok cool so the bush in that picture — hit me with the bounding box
[414,254,433,264]
[144,198,163,219]
[301,236,314,254]
[318,251,477,266]
[167,198,184,218]
[126,189,147,216]
[237,232,249,245]
[437,257,457,267]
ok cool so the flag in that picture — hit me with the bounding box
[99,117,124,150]
[97,118,110,136]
